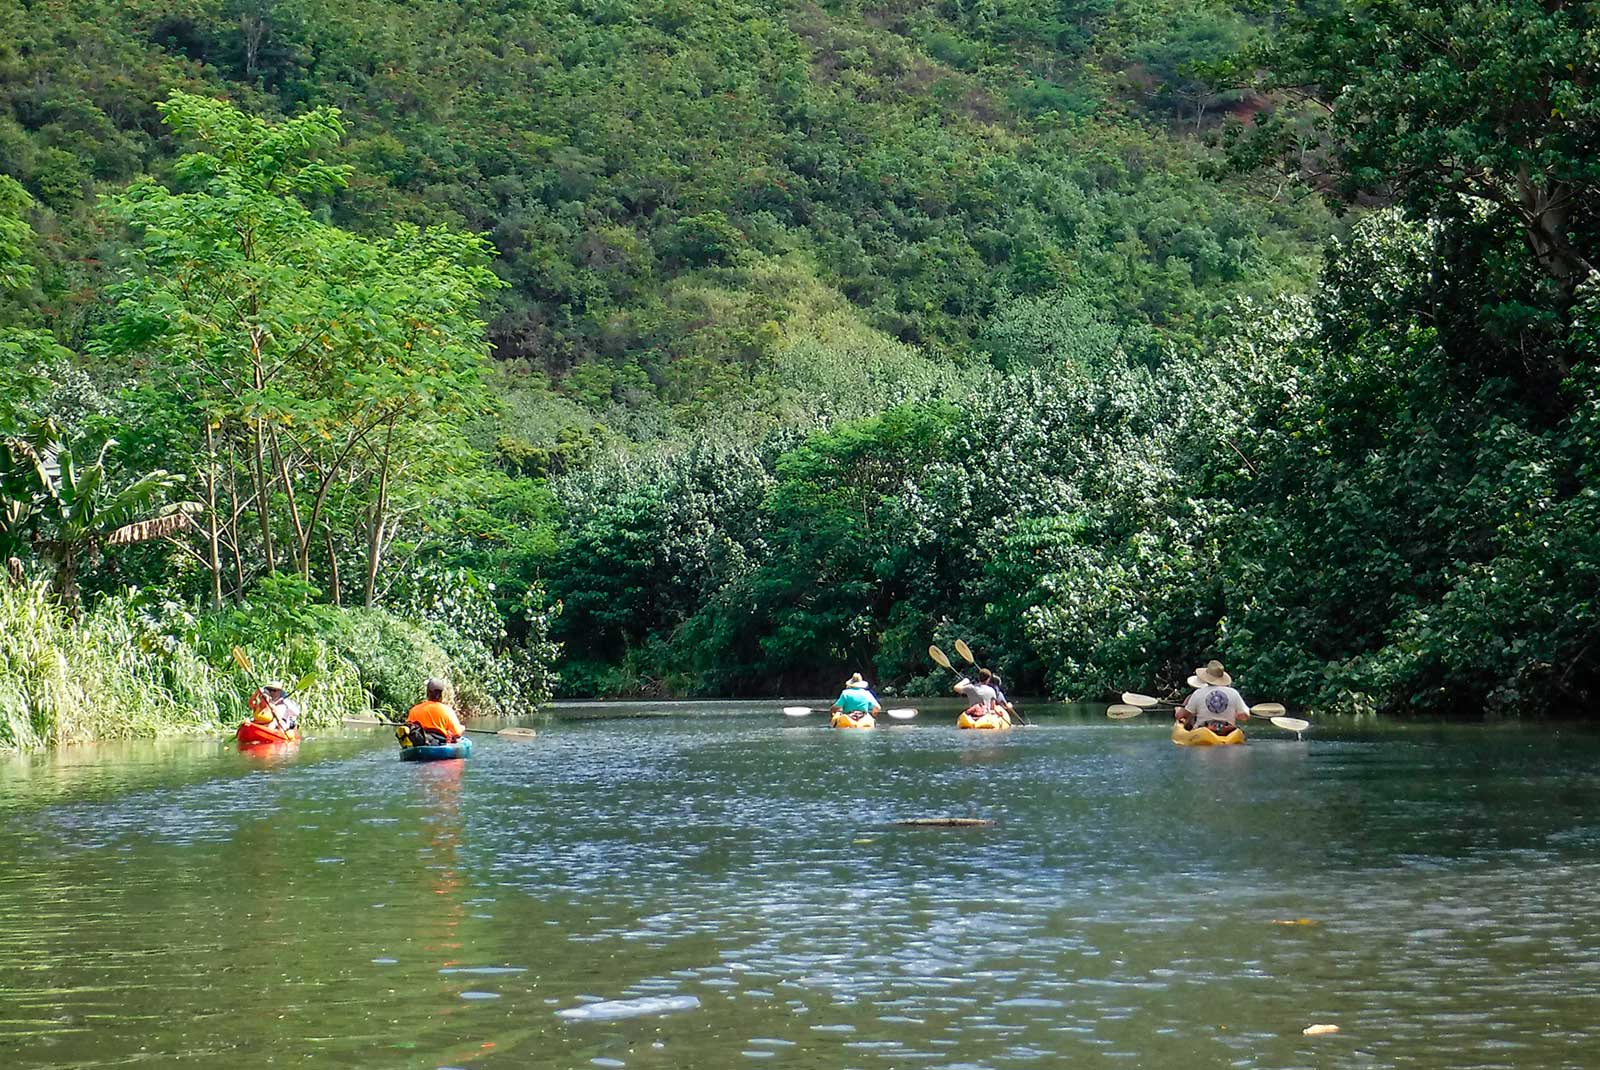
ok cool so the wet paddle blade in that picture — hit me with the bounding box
[928,645,955,672]
[1251,702,1287,717]
[497,727,539,740]
[1107,703,1144,719]
[231,646,253,675]
[1270,716,1310,733]
[782,706,815,717]
[954,639,976,666]
[885,708,917,719]
[1121,692,1161,707]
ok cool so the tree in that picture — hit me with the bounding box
[1,420,187,612]
[102,93,502,607]
[1223,0,1600,390]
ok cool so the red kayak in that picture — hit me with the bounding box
[235,720,300,746]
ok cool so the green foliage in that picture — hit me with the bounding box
[1225,0,1600,403]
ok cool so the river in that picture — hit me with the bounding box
[2,702,1598,1069]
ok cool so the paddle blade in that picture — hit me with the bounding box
[1121,692,1161,707]
[231,646,253,675]
[1270,716,1310,733]
[954,639,976,665]
[1107,704,1144,719]
[782,706,815,717]
[885,708,918,720]
[292,670,319,693]
[928,645,954,671]
[498,727,539,740]
[1251,702,1287,717]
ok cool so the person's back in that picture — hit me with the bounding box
[956,669,999,713]
[833,673,881,718]
[1184,685,1247,726]
[407,679,464,742]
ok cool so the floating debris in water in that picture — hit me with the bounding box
[1272,918,1320,926]
[890,817,994,827]
[556,995,701,1022]
[1302,1023,1340,1036]
[439,966,527,975]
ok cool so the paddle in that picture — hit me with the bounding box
[1121,692,1164,708]
[955,639,1027,725]
[343,714,538,741]
[1106,703,1144,719]
[782,706,917,721]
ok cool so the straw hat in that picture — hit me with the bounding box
[1194,660,1232,687]
[263,680,286,692]
[1187,674,1203,689]
[843,673,870,689]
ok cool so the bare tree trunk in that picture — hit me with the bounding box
[225,433,248,599]
[325,528,342,606]
[203,420,224,610]
[249,329,276,575]
[270,427,308,578]
[363,415,398,608]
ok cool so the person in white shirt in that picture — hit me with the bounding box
[955,668,1002,718]
[1175,660,1250,732]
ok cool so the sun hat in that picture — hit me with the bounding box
[1195,660,1232,687]
[425,677,448,694]
[263,679,286,691]
[843,672,870,689]
[1187,674,1203,689]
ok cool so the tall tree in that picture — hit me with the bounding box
[103,93,501,606]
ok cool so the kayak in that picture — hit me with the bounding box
[1172,723,1245,746]
[957,706,1012,731]
[831,712,876,730]
[399,737,473,762]
[236,720,299,746]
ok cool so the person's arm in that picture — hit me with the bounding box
[953,677,972,697]
[447,707,466,738]
[868,691,882,713]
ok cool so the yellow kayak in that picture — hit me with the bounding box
[831,712,876,730]
[957,710,1012,731]
[1172,723,1245,746]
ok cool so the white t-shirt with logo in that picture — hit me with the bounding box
[1184,685,1247,726]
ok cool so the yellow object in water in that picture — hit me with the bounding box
[957,711,1012,731]
[1171,723,1245,746]
[831,712,876,729]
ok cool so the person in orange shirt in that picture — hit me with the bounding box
[398,678,465,747]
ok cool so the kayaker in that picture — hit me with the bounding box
[955,668,1000,717]
[401,678,465,746]
[248,680,300,732]
[831,673,882,724]
[1175,660,1250,732]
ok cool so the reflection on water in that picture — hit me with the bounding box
[2,706,1600,1068]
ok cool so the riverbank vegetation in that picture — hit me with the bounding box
[4,0,1599,739]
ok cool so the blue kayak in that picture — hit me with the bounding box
[398,737,473,762]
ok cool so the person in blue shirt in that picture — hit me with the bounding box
[831,673,882,723]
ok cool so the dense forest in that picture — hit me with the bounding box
[3,0,1597,745]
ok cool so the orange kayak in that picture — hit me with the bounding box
[236,720,299,746]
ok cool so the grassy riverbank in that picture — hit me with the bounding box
[0,581,553,750]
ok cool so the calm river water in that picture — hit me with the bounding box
[3,703,1600,1069]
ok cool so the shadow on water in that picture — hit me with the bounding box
[2,706,1600,1068]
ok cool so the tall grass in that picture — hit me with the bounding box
[0,582,367,749]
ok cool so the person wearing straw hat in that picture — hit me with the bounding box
[831,673,882,724]
[248,679,301,732]
[1175,660,1250,732]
